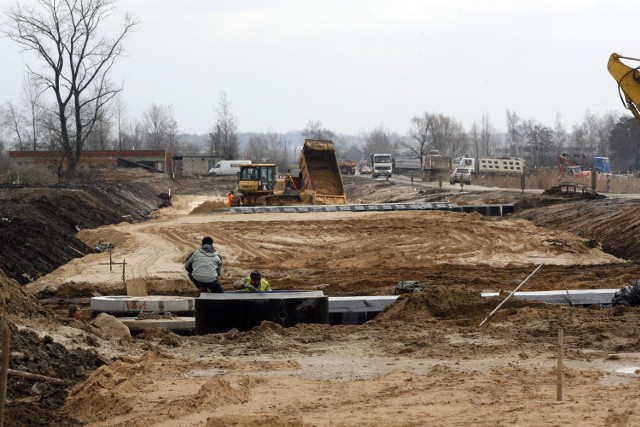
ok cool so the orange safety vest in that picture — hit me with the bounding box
[227,193,235,207]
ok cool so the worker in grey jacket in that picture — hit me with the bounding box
[185,236,223,293]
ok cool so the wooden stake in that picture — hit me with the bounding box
[122,258,126,287]
[0,320,11,427]
[479,264,543,326]
[557,327,564,401]
[6,369,72,386]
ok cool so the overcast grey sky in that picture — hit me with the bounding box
[1,0,638,136]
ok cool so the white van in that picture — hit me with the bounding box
[208,160,252,176]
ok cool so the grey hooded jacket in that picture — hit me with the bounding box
[185,244,222,283]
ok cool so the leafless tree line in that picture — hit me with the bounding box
[356,109,625,172]
[1,0,635,180]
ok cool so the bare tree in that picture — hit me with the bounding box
[3,102,26,150]
[213,92,239,159]
[469,122,480,157]
[405,113,467,161]
[143,104,179,152]
[553,113,567,150]
[569,110,617,156]
[84,106,112,150]
[404,113,434,162]
[479,114,495,156]
[506,109,524,157]
[363,125,393,159]
[4,0,138,179]
[113,93,127,150]
[302,120,335,141]
[430,114,467,156]
[609,116,640,173]
[527,123,554,167]
[21,76,47,150]
[246,131,287,170]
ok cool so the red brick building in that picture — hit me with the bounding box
[9,150,173,174]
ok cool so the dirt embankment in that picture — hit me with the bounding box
[0,171,236,285]
[513,197,640,262]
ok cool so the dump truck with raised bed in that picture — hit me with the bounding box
[235,139,347,206]
[298,139,347,205]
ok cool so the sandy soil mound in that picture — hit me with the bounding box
[0,272,105,426]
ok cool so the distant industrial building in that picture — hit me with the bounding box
[9,150,174,173]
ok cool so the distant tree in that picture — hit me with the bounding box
[404,113,434,162]
[3,0,138,179]
[430,114,467,156]
[469,122,480,157]
[341,144,363,162]
[3,101,26,151]
[245,132,288,171]
[568,110,617,156]
[85,107,112,150]
[143,104,179,152]
[144,104,168,149]
[213,92,239,159]
[553,113,567,149]
[609,116,640,173]
[363,125,393,159]
[247,134,268,163]
[21,76,47,151]
[526,123,554,167]
[479,114,495,156]
[2,78,48,152]
[506,110,524,157]
[302,120,335,141]
[403,112,467,162]
[113,94,128,150]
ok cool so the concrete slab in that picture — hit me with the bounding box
[119,316,195,333]
[230,203,514,217]
[91,295,195,317]
[481,289,618,306]
[329,296,399,313]
[328,296,399,325]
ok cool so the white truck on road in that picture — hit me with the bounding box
[371,153,393,178]
[209,160,252,176]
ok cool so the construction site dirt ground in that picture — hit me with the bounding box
[2,170,640,426]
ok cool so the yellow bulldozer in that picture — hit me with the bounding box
[234,139,348,207]
[234,164,307,206]
[608,53,640,123]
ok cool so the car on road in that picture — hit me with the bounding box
[359,165,371,174]
[450,167,471,185]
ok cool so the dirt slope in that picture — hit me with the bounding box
[513,197,640,262]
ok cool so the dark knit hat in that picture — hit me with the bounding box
[202,236,214,246]
[250,270,262,280]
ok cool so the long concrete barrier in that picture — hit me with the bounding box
[230,203,515,217]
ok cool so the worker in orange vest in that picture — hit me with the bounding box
[227,191,235,207]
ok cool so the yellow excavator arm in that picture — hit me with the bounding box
[608,53,640,123]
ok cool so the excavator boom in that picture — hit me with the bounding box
[608,53,640,123]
